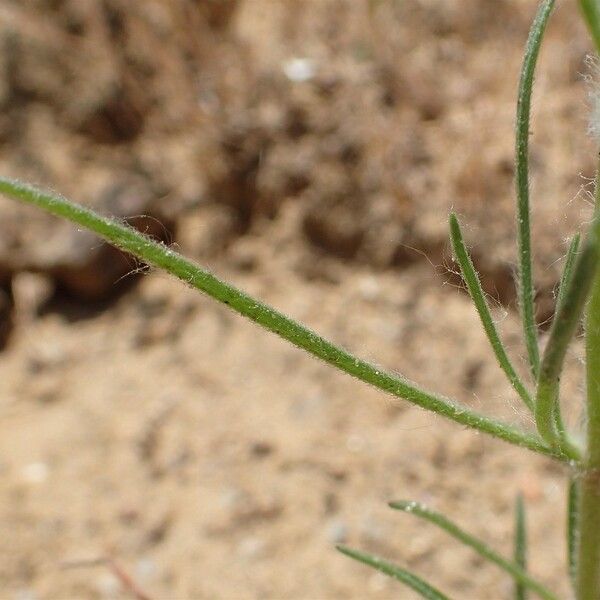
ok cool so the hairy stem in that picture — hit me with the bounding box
[575,160,600,599]
[0,176,565,460]
[568,479,580,591]
[577,231,600,598]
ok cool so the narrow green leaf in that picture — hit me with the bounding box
[514,493,527,600]
[449,214,533,411]
[534,172,600,455]
[568,479,580,589]
[0,176,568,461]
[515,0,555,379]
[534,176,600,456]
[551,234,581,449]
[336,545,450,600]
[556,234,582,314]
[389,501,558,600]
[580,0,600,53]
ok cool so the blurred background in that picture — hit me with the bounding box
[0,0,596,597]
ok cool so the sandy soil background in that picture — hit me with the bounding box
[0,1,596,598]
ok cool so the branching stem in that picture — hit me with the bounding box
[0,177,566,461]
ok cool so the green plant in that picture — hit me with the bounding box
[2,1,600,597]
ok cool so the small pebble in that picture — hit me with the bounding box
[135,558,157,582]
[12,272,53,318]
[237,536,266,559]
[283,58,316,82]
[357,276,381,302]
[219,487,246,510]
[20,462,49,485]
[325,518,348,544]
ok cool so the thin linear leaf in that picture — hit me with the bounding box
[535,204,600,453]
[552,403,569,457]
[552,234,581,449]
[514,493,527,600]
[389,501,558,600]
[449,214,533,411]
[580,0,600,53]
[568,479,580,589]
[534,179,600,455]
[515,0,555,379]
[336,545,450,600]
[556,234,582,314]
[0,176,569,461]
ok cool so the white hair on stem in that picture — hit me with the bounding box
[584,55,600,142]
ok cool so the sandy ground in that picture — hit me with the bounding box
[0,249,577,599]
[0,1,595,598]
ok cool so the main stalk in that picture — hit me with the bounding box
[577,242,600,599]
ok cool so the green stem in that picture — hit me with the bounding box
[515,0,555,379]
[577,234,600,598]
[575,160,600,599]
[576,472,600,600]
[580,0,600,53]
[449,214,533,411]
[568,478,580,591]
[0,176,565,461]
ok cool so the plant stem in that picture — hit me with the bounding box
[0,177,566,461]
[577,236,600,598]
[576,163,600,599]
[515,0,555,379]
[568,479,580,591]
